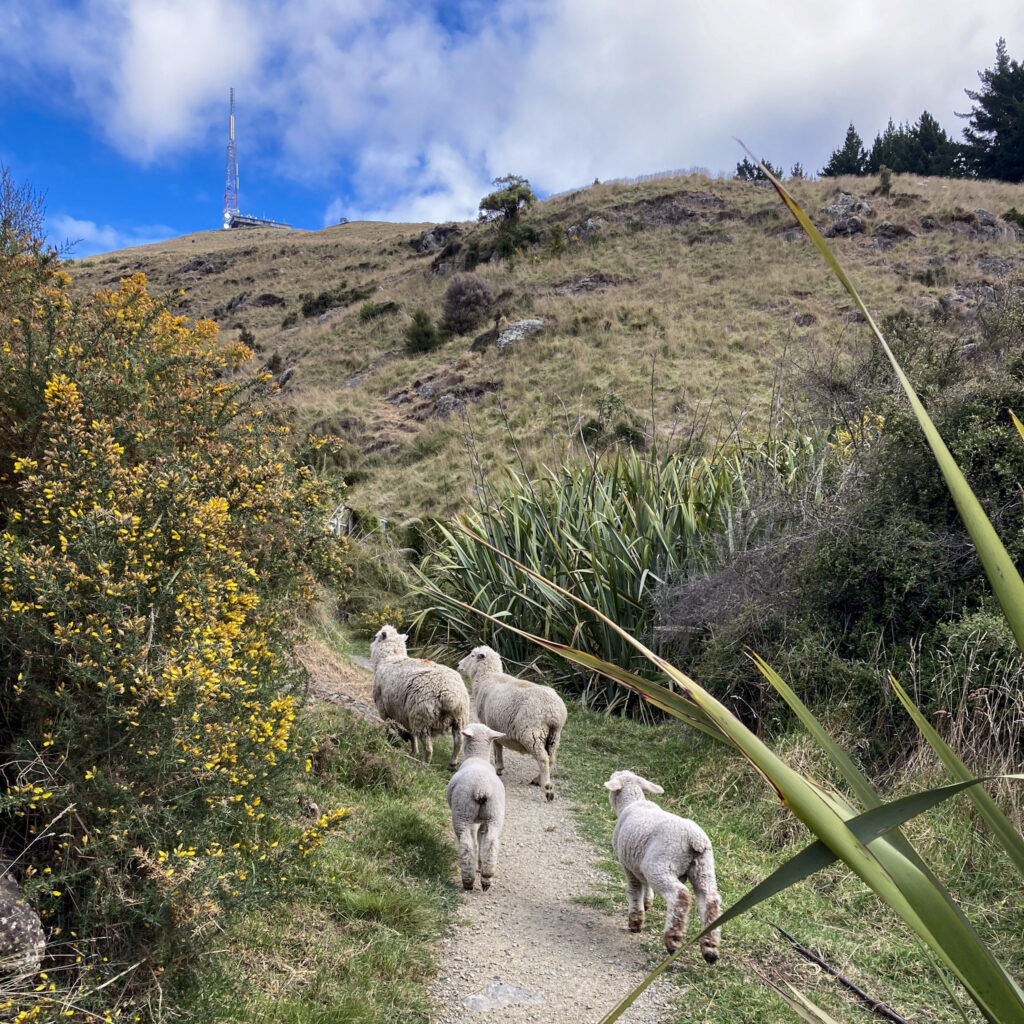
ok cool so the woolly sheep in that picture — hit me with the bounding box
[370,625,471,770]
[445,722,507,891]
[604,770,722,961]
[457,645,567,801]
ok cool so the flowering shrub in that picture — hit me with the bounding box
[0,235,347,1009]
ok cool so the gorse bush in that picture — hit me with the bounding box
[0,236,347,1012]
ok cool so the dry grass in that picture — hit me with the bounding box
[68,171,1024,518]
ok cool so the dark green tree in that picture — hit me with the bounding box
[959,38,1024,181]
[478,174,537,224]
[868,119,912,174]
[734,157,783,181]
[912,111,961,176]
[867,112,960,177]
[821,123,868,176]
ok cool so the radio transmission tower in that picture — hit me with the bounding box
[223,88,240,229]
[220,89,289,230]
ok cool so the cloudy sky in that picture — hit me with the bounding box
[0,0,1021,256]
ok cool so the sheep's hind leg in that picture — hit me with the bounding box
[690,870,722,963]
[448,720,463,771]
[420,732,434,764]
[477,822,500,891]
[643,884,654,912]
[492,741,504,776]
[529,744,554,801]
[653,874,691,952]
[624,869,646,932]
[456,824,478,890]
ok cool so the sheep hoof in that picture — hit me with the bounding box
[664,932,683,953]
[480,876,492,891]
[545,789,554,802]
[701,946,720,964]
[462,879,475,891]
[627,912,645,932]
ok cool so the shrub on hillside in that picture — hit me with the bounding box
[441,273,493,335]
[404,309,441,353]
[299,281,375,319]
[0,236,348,1008]
[359,299,399,322]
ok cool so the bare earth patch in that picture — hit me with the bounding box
[297,640,377,718]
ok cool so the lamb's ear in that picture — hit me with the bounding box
[639,777,664,795]
[604,778,623,792]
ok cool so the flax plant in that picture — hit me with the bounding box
[412,438,832,708]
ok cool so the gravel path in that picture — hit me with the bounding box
[307,647,679,1023]
[429,752,677,1023]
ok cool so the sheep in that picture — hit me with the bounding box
[370,624,470,770]
[604,770,722,961]
[457,645,567,801]
[445,722,507,891]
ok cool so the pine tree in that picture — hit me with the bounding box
[959,38,1024,182]
[821,124,868,176]
[734,157,783,181]
[868,119,910,174]
[912,111,960,177]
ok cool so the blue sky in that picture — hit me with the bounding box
[1,0,1022,257]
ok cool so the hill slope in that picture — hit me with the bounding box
[68,172,1024,518]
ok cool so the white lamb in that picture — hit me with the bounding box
[457,645,567,801]
[446,723,506,891]
[370,625,471,770]
[604,770,722,961]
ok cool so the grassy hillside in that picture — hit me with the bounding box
[67,171,1024,519]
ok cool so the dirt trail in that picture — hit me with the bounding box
[310,646,677,1023]
[429,752,677,1023]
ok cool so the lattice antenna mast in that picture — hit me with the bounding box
[223,88,239,229]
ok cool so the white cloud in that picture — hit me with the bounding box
[5,0,1024,221]
[49,213,177,257]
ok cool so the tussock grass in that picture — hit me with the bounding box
[66,172,1024,521]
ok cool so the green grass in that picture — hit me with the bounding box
[177,707,461,1024]
[558,703,1021,1024]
